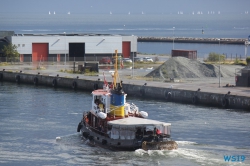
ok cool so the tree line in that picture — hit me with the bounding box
[206,52,250,66]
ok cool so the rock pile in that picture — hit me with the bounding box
[146,57,234,79]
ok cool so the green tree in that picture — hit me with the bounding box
[1,44,19,62]
[246,57,250,66]
[207,52,225,62]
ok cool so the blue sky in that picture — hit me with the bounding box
[1,0,250,14]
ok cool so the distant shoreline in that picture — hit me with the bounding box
[137,37,246,45]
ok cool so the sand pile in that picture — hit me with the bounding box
[146,57,234,79]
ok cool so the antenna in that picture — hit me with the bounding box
[113,50,118,89]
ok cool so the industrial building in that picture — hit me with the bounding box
[171,49,197,60]
[4,33,137,62]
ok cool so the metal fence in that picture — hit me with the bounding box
[0,53,248,63]
[0,56,100,63]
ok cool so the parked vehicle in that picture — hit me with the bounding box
[133,57,143,62]
[143,57,154,62]
[99,57,111,64]
[122,58,132,63]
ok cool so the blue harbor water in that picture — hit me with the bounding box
[0,82,250,165]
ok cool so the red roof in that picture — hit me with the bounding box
[92,89,110,95]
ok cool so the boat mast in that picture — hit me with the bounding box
[113,50,118,89]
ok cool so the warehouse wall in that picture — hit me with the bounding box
[11,35,136,55]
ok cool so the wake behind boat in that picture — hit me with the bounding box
[77,50,178,151]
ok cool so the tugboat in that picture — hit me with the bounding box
[77,50,178,151]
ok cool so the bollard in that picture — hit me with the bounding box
[73,62,76,73]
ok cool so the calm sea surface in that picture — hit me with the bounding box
[0,82,249,165]
[1,13,249,58]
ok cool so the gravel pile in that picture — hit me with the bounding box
[146,57,235,79]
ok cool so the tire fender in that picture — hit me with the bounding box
[15,75,20,83]
[140,87,145,96]
[93,83,98,90]
[52,78,57,87]
[72,81,77,89]
[0,73,3,81]
[164,91,172,101]
[192,96,198,105]
[221,97,229,108]
[33,77,38,85]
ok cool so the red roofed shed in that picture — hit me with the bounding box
[172,49,197,60]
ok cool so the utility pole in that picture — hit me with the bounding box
[64,32,66,66]
[218,38,221,88]
[173,27,175,50]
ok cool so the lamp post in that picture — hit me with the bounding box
[172,27,175,50]
[132,35,135,78]
[218,38,221,88]
[132,51,134,78]
[245,36,250,60]
[64,32,66,66]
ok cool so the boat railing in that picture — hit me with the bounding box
[91,126,110,138]
[84,121,110,138]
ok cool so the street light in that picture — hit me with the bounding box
[173,27,175,50]
[64,32,66,66]
[218,38,221,88]
[245,36,250,60]
[132,51,134,78]
[132,35,135,78]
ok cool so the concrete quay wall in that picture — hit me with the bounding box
[138,37,246,45]
[1,71,249,111]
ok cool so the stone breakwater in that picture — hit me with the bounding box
[138,37,246,45]
[0,71,250,111]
